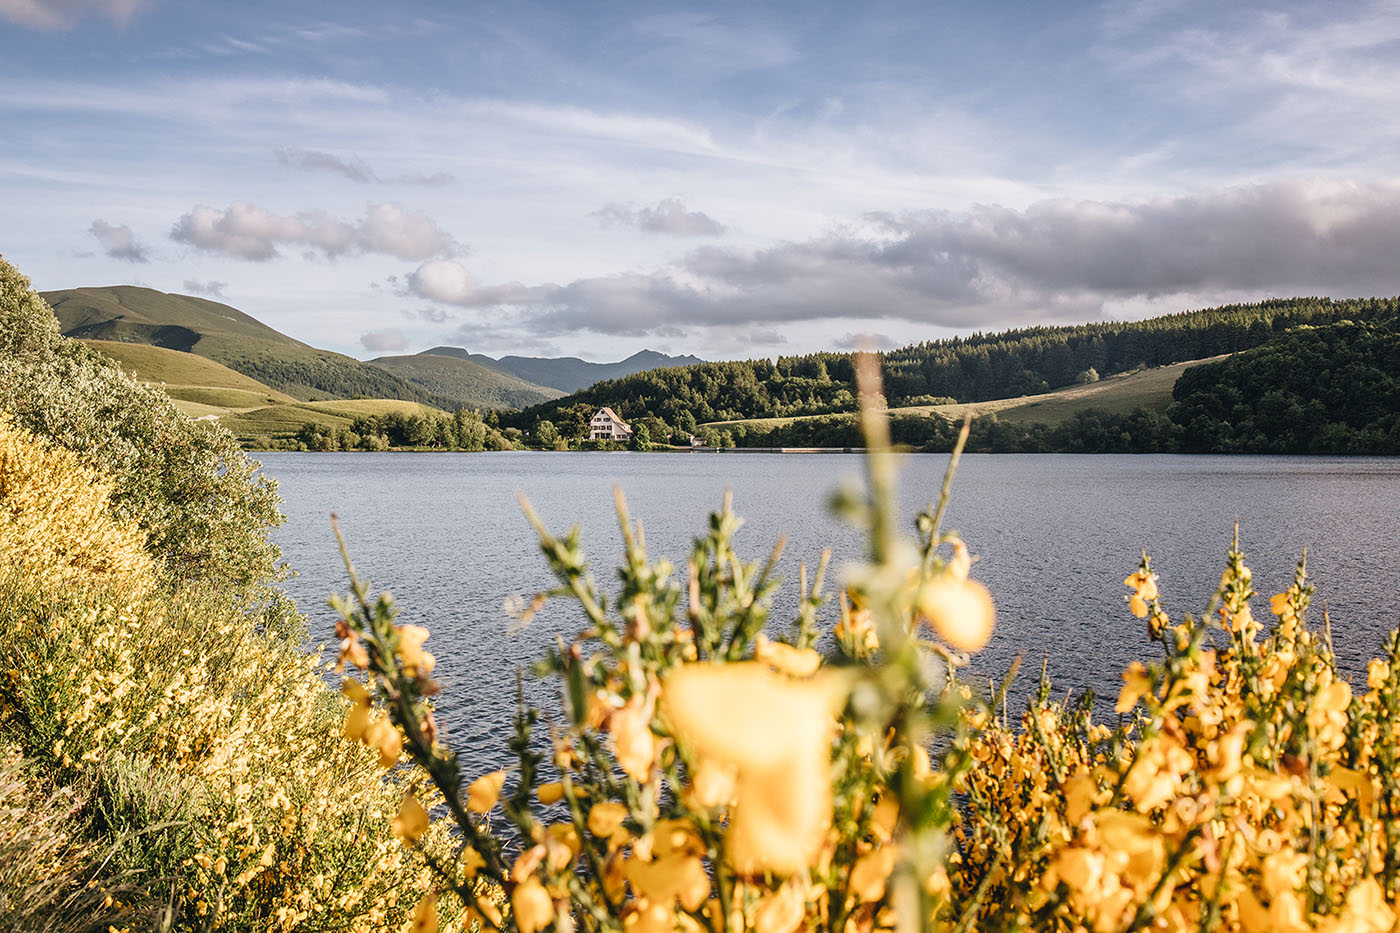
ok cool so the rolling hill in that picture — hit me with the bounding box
[79,339,297,413]
[369,352,564,409]
[420,346,705,393]
[44,286,442,405]
[77,339,445,446]
[703,358,1218,431]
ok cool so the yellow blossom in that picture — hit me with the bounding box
[848,845,896,903]
[394,625,435,677]
[467,770,507,813]
[1116,662,1152,714]
[753,880,806,933]
[755,634,822,678]
[609,691,658,782]
[586,801,629,842]
[662,662,847,876]
[512,876,555,933]
[536,782,564,806]
[407,892,438,933]
[916,577,996,653]
[391,792,430,846]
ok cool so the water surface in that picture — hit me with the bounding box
[260,451,1400,773]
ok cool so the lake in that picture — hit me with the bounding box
[259,451,1400,774]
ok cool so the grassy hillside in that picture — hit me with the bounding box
[80,340,297,408]
[80,339,443,446]
[45,286,442,405]
[369,352,563,409]
[704,358,1217,431]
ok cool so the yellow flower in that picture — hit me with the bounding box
[1368,658,1390,691]
[342,679,371,741]
[394,625,435,677]
[627,851,710,913]
[755,635,821,678]
[609,690,658,782]
[407,892,438,933]
[361,716,403,768]
[753,880,806,933]
[536,782,565,806]
[467,770,507,813]
[687,757,738,809]
[392,792,430,846]
[586,801,629,842]
[662,662,847,876]
[1116,662,1152,714]
[947,539,971,581]
[848,845,895,903]
[512,876,554,933]
[916,577,996,653]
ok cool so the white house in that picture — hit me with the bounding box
[589,407,633,441]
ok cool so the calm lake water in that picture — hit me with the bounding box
[259,451,1400,774]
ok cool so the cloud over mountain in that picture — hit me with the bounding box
[359,328,407,353]
[88,219,147,262]
[171,201,459,262]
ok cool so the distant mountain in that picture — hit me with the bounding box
[43,286,443,405]
[419,346,706,393]
[369,353,564,410]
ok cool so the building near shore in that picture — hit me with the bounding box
[588,407,633,441]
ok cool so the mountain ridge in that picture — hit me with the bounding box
[419,346,706,393]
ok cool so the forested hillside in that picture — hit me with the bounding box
[506,297,1400,440]
[716,313,1400,455]
[44,286,449,406]
[1170,317,1400,453]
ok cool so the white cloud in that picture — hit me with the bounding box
[181,279,227,298]
[406,259,543,306]
[360,329,407,353]
[0,0,146,30]
[275,147,454,186]
[593,198,725,236]
[171,201,459,261]
[88,219,147,262]
[411,177,1400,339]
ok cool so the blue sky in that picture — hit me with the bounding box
[3,0,1400,361]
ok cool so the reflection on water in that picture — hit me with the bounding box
[259,451,1400,773]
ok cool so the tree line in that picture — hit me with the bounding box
[721,313,1400,455]
[504,298,1400,443]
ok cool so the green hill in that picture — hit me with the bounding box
[44,286,442,405]
[421,346,705,393]
[79,340,297,411]
[369,352,563,409]
[77,338,447,445]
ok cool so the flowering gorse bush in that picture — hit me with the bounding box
[951,539,1400,932]
[0,418,451,931]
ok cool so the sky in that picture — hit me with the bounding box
[3,0,1400,362]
